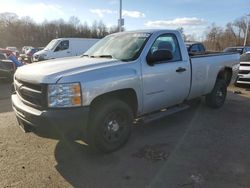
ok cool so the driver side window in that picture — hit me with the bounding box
[54,40,69,52]
[150,34,181,62]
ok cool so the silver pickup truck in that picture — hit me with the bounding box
[12,30,239,152]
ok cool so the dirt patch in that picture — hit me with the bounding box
[228,85,250,99]
[132,143,169,162]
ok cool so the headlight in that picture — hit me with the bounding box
[48,83,82,108]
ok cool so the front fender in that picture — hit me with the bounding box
[59,62,143,114]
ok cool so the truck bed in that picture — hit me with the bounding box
[189,51,235,57]
[187,52,239,100]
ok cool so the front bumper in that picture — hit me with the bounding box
[12,94,90,139]
[236,75,250,84]
[236,68,250,84]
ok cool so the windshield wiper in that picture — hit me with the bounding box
[90,55,114,59]
[82,54,90,57]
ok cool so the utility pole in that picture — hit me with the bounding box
[118,0,124,32]
[243,14,250,46]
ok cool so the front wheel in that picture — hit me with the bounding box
[205,79,227,108]
[87,99,133,153]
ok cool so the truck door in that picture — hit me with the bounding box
[141,33,191,113]
[53,40,71,58]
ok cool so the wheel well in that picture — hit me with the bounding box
[217,67,232,86]
[90,89,138,116]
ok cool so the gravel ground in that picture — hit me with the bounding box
[1,83,250,188]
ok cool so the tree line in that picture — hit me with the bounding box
[0,12,249,52]
[204,16,250,51]
[0,12,119,49]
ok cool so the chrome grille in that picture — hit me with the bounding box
[240,63,250,67]
[14,78,46,109]
[238,70,250,75]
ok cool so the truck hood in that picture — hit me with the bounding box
[15,56,121,83]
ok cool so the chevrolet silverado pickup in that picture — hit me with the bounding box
[12,30,240,152]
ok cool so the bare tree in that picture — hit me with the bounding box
[203,16,250,51]
[0,13,118,49]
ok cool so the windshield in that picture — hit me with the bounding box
[84,32,151,61]
[44,39,59,50]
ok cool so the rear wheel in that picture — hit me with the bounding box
[205,79,227,108]
[87,99,133,152]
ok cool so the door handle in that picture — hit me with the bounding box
[67,51,70,53]
[176,67,186,73]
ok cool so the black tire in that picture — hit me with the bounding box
[87,99,133,153]
[205,79,227,108]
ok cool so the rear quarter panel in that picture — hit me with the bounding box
[188,53,240,100]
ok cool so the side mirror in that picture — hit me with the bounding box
[147,49,173,66]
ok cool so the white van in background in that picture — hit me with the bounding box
[33,38,99,62]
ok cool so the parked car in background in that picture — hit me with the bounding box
[185,42,206,55]
[22,46,33,54]
[20,47,43,63]
[236,52,250,85]
[1,48,23,68]
[6,46,18,52]
[12,29,239,152]
[26,48,40,56]
[0,52,15,82]
[6,46,19,57]
[223,46,250,55]
[25,48,41,63]
[0,52,6,60]
[33,38,99,62]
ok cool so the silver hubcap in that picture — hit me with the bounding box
[108,120,120,132]
[217,91,223,97]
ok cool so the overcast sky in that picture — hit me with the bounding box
[0,0,249,39]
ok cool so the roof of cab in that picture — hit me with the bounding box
[108,29,181,37]
[122,29,179,33]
